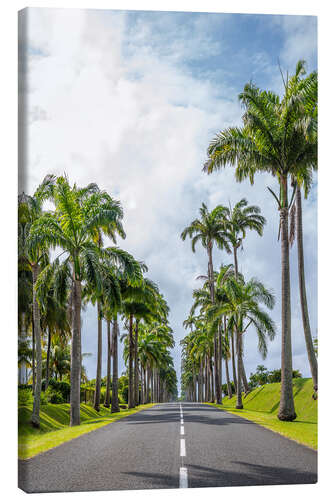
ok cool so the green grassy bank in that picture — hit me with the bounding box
[19,403,154,460]
[209,378,317,450]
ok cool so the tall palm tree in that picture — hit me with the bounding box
[18,265,33,385]
[18,339,32,384]
[204,61,316,420]
[224,199,266,393]
[181,203,231,404]
[287,62,318,393]
[107,260,146,412]
[121,276,157,408]
[29,176,134,425]
[88,189,126,412]
[209,277,276,408]
[111,316,120,413]
[18,175,55,427]
[137,330,160,403]
[48,342,71,381]
[40,287,70,390]
[133,293,167,406]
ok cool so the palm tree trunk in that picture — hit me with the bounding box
[70,278,82,426]
[31,314,36,394]
[155,370,158,402]
[147,366,151,403]
[207,244,222,404]
[296,185,318,392]
[205,355,209,401]
[128,314,135,408]
[278,177,297,421]
[141,366,145,403]
[240,355,249,394]
[230,329,237,394]
[209,358,214,403]
[225,356,233,398]
[207,359,211,401]
[153,369,157,402]
[104,320,111,408]
[224,316,232,398]
[31,264,42,427]
[141,366,145,404]
[93,301,102,411]
[146,366,150,403]
[199,362,203,402]
[191,369,196,402]
[134,319,139,406]
[219,322,223,402]
[111,317,120,413]
[19,313,27,384]
[45,326,51,391]
[150,369,154,403]
[147,366,150,403]
[236,330,243,409]
[232,246,241,396]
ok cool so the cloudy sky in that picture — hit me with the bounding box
[19,7,317,388]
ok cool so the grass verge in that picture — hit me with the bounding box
[19,403,154,460]
[208,378,317,450]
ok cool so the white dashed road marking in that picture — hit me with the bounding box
[179,404,188,487]
[179,467,188,488]
[180,438,186,457]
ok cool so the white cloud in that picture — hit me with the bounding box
[272,15,317,69]
[21,8,317,384]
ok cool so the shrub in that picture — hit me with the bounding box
[222,382,235,396]
[40,391,48,406]
[18,384,33,390]
[46,388,64,404]
[118,394,125,405]
[18,388,33,406]
[121,386,128,404]
[267,368,302,384]
[48,379,70,402]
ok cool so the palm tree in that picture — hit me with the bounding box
[29,176,132,425]
[181,203,231,404]
[209,277,276,409]
[106,258,145,413]
[18,265,33,385]
[18,175,55,427]
[49,342,71,381]
[133,292,167,406]
[40,289,70,390]
[88,190,126,413]
[121,277,157,408]
[111,316,120,413]
[18,339,32,384]
[204,61,316,420]
[137,330,160,403]
[223,199,266,393]
[83,259,123,412]
[103,318,112,408]
[287,62,318,393]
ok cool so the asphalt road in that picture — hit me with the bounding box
[18,402,317,492]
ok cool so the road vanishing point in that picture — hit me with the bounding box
[18,402,317,492]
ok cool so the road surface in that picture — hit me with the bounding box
[18,402,317,492]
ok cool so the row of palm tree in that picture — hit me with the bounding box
[181,60,317,421]
[18,175,177,427]
[180,201,276,409]
[122,320,177,405]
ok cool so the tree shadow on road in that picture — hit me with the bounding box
[187,461,317,488]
